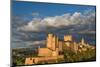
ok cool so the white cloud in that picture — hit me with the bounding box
[32,12,39,16]
[17,11,95,32]
[27,40,45,46]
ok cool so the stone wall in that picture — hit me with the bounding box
[38,48,52,56]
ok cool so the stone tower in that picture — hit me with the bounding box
[47,34,53,49]
[64,35,72,41]
[64,35,72,47]
[52,36,56,50]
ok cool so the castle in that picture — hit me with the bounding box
[25,34,64,65]
[38,34,63,57]
[25,33,95,65]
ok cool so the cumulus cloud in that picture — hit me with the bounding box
[17,11,95,32]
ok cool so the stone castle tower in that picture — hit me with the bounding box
[46,34,53,49]
[64,35,78,53]
[64,35,72,41]
[47,34,59,51]
[64,35,72,47]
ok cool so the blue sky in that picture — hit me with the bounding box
[12,1,96,48]
[13,1,95,19]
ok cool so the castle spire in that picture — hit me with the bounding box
[81,38,85,45]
